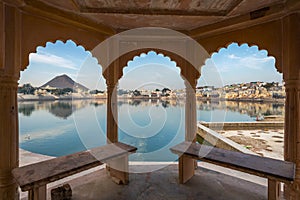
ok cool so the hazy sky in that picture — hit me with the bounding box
[19,40,282,90]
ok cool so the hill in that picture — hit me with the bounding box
[41,74,89,91]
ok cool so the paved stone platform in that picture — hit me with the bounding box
[65,164,269,200]
[19,149,287,200]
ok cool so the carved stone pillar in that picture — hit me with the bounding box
[106,82,118,143]
[185,80,197,142]
[0,3,20,199]
[178,77,198,184]
[284,80,300,198]
[104,60,120,144]
[0,76,19,200]
[104,62,129,184]
[282,13,300,199]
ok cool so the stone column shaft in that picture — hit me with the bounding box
[106,83,118,143]
[284,80,300,199]
[185,80,197,142]
[282,12,300,199]
[0,77,19,200]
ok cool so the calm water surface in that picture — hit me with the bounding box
[18,99,284,161]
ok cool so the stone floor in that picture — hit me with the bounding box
[18,125,287,200]
[40,162,282,200]
[19,145,288,200]
[220,129,284,159]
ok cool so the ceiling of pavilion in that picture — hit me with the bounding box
[31,0,285,31]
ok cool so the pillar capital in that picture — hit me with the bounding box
[284,79,300,90]
[184,79,197,92]
[0,76,18,89]
[106,82,118,92]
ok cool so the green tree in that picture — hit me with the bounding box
[18,83,36,94]
[133,90,141,96]
[161,88,171,96]
[90,90,104,94]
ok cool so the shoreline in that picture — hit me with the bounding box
[17,96,285,103]
[196,97,285,103]
[19,148,54,166]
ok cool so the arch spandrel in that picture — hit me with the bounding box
[195,19,283,73]
[92,28,209,89]
[19,11,112,71]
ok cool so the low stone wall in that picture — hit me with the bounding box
[199,121,284,131]
[197,123,257,155]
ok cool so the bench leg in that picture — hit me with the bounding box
[268,179,280,200]
[179,155,195,184]
[28,185,46,200]
[107,155,129,185]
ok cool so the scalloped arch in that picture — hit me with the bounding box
[212,42,276,58]
[103,48,201,88]
[201,41,282,74]
[21,38,102,72]
[122,50,182,77]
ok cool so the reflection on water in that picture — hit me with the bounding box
[18,99,284,160]
[19,100,284,119]
[49,102,73,119]
[197,100,284,117]
[18,103,35,116]
[18,100,91,118]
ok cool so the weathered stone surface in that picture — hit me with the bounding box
[69,164,269,200]
[26,0,286,30]
[51,184,72,200]
[12,142,136,191]
[171,141,295,183]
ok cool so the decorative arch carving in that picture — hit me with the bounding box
[202,41,282,74]
[195,19,283,73]
[205,42,279,73]
[18,10,111,71]
[103,48,200,89]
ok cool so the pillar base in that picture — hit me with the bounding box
[284,182,300,200]
[106,155,129,185]
[0,183,19,200]
[179,156,195,184]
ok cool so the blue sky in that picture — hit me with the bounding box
[19,40,282,90]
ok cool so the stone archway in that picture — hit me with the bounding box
[103,48,200,143]
[97,39,206,184]
[194,16,300,197]
[0,11,108,196]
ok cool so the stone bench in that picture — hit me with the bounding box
[13,142,137,200]
[170,141,295,200]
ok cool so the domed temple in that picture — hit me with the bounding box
[0,0,299,199]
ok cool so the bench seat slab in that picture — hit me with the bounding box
[13,142,137,191]
[170,141,295,183]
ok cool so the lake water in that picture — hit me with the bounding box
[18,99,284,161]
